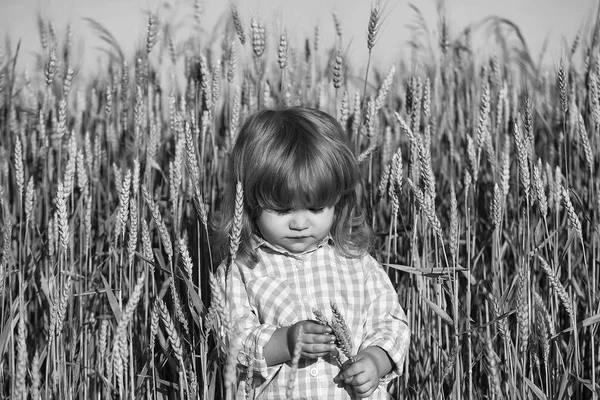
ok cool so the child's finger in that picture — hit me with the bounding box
[353,382,377,398]
[337,360,363,381]
[304,333,336,344]
[347,371,370,387]
[303,320,333,334]
[302,342,336,355]
[302,351,333,359]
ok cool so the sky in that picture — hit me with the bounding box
[0,0,598,77]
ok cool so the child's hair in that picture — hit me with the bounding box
[215,106,372,266]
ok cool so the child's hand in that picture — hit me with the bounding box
[287,320,337,359]
[334,347,391,398]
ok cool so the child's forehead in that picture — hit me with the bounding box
[259,192,339,209]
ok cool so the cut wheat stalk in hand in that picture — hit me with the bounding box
[312,301,356,369]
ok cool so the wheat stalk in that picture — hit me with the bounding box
[224,327,243,400]
[229,182,243,265]
[30,349,41,400]
[146,13,157,54]
[57,97,67,139]
[561,186,583,240]
[211,62,221,110]
[52,275,73,342]
[374,66,395,113]
[589,73,600,131]
[115,169,132,240]
[140,219,155,278]
[286,325,304,399]
[339,90,349,128]
[14,136,24,201]
[278,32,288,70]
[250,17,266,59]
[558,61,568,115]
[488,290,509,343]
[533,159,548,218]
[516,264,530,355]
[389,149,403,216]
[45,48,56,87]
[407,178,443,240]
[55,181,69,251]
[476,78,490,150]
[577,112,594,174]
[534,292,551,369]
[466,135,479,183]
[492,183,502,228]
[500,138,510,197]
[127,195,138,268]
[244,362,255,400]
[142,184,173,260]
[231,5,246,45]
[366,1,382,51]
[537,256,575,324]
[332,49,343,90]
[98,319,109,375]
[312,304,354,362]
[449,187,458,261]
[513,119,531,199]
[227,41,237,84]
[63,135,77,193]
[157,299,185,365]
[332,11,342,42]
[209,272,230,338]
[15,306,27,399]
[149,302,159,354]
[76,148,88,190]
[377,162,391,204]
[231,86,241,144]
[169,279,189,335]
[62,62,73,97]
[111,274,145,388]
[357,99,379,162]
[25,177,35,226]
[178,237,194,280]
[484,334,502,397]
[422,77,431,124]
[330,302,353,356]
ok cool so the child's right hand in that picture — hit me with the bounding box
[287,320,337,359]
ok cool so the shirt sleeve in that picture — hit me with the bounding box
[358,255,411,381]
[216,262,282,381]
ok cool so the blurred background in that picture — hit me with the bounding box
[0,0,597,77]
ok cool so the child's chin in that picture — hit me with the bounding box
[285,245,309,254]
[283,242,313,254]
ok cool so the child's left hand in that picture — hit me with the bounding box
[333,349,384,398]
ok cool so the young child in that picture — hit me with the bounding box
[215,107,410,399]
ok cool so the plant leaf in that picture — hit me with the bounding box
[420,295,453,326]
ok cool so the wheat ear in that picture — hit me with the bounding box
[286,325,304,399]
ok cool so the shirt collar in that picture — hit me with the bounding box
[251,234,333,257]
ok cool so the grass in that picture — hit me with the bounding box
[0,2,599,399]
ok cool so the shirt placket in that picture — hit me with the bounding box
[300,255,325,399]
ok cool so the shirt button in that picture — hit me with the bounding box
[310,367,318,377]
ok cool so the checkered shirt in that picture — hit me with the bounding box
[216,236,410,399]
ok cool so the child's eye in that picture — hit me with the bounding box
[309,207,325,214]
[273,208,292,215]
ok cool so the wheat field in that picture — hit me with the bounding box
[0,1,599,399]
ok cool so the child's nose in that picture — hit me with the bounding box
[289,211,310,230]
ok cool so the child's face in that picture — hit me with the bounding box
[256,206,335,254]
